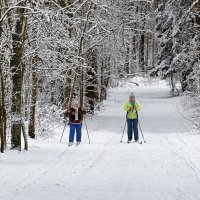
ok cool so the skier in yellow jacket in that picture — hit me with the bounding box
[123,93,142,143]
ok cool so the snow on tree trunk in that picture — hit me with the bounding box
[10,4,27,150]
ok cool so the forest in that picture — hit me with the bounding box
[0,0,199,152]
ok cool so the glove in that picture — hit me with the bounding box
[129,106,135,112]
[63,118,67,124]
[63,117,70,125]
[131,107,135,111]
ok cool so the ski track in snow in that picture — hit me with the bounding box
[1,78,200,200]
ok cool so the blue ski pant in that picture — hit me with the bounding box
[127,118,139,141]
[69,122,82,143]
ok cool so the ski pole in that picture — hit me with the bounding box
[83,117,91,144]
[120,120,127,143]
[138,120,146,143]
[60,122,67,143]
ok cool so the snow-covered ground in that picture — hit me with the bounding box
[1,78,200,200]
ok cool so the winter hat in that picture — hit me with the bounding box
[72,100,79,108]
[129,93,135,98]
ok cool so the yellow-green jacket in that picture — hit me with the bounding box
[123,101,142,119]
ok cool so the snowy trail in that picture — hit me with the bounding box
[1,79,200,200]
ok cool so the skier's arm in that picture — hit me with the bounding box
[65,108,72,118]
[66,112,69,118]
[123,102,131,112]
[135,101,142,111]
[63,110,69,123]
[63,111,68,120]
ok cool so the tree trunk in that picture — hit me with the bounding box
[169,72,175,94]
[85,50,98,112]
[139,34,145,72]
[151,0,158,70]
[181,72,188,93]
[0,75,4,153]
[64,70,72,108]
[80,66,84,109]
[100,61,106,101]
[152,0,158,10]
[0,1,6,153]
[0,104,4,153]
[22,120,28,150]
[0,63,6,153]
[28,62,37,139]
[10,3,27,149]
[100,58,110,102]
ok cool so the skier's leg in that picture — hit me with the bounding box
[133,119,139,141]
[69,123,76,143]
[76,123,83,142]
[127,119,133,141]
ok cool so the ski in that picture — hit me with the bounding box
[76,142,81,146]
[68,143,73,147]
[127,140,142,144]
[68,142,81,147]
